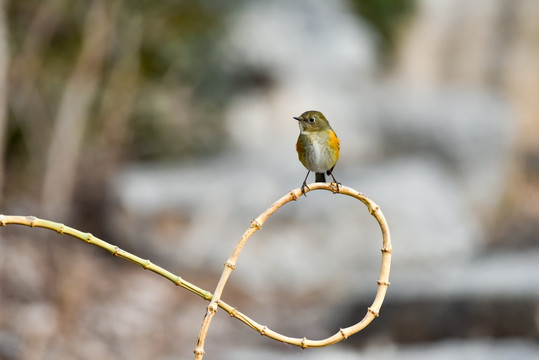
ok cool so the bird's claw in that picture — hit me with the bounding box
[300,182,310,196]
[331,181,341,193]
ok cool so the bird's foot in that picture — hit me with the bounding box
[330,181,341,193]
[300,182,310,196]
[327,170,340,193]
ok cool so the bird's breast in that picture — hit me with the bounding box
[296,130,339,173]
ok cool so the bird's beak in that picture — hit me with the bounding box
[293,116,300,121]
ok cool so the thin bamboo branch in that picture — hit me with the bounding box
[194,182,392,359]
[0,183,392,359]
[0,214,213,301]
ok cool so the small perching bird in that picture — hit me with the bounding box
[294,110,340,194]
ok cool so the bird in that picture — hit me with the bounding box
[294,110,340,195]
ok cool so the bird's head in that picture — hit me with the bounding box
[293,110,331,133]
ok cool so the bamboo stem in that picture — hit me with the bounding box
[0,182,392,359]
[194,182,392,358]
[0,214,213,301]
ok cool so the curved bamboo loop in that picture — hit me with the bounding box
[194,182,392,358]
[0,182,391,359]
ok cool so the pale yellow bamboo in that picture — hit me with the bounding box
[0,182,392,359]
[194,182,392,358]
[0,214,213,301]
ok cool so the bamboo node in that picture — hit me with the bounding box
[339,328,348,339]
[112,246,120,256]
[193,349,205,356]
[260,326,268,335]
[57,224,65,234]
[250,219,262,230]
[86,233,93,243]
[369,205,380,215]
[381,247,392,254]
[368,307,379,317]
[28,216,37,227]
[229,307,238,317]
[224,261,236,270]
[143,259,152,269]
[208,303,218,314]
[0,215,5,226]
[174,276,183,286]
[377,280,391,286]
[290,190,298,201]
[202,291,212,301]
[301,337,308,349]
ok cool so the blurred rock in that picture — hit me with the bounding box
[373,87,514,218]
[223,339,539,360]
[0,331,21,360]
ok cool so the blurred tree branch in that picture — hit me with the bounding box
[41,0,115,219]
[349,0,416,64]
[8,0,66,169]
[2,1,234,218]
[96,12,142,171]
[0,0,8,205]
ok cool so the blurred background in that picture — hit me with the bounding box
[0,0,538,359]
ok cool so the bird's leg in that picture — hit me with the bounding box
[301,171,311,196]
[327,169,341,193]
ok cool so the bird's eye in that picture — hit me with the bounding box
[308,117,315,123]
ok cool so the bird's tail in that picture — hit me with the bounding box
[315,172,326,182]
